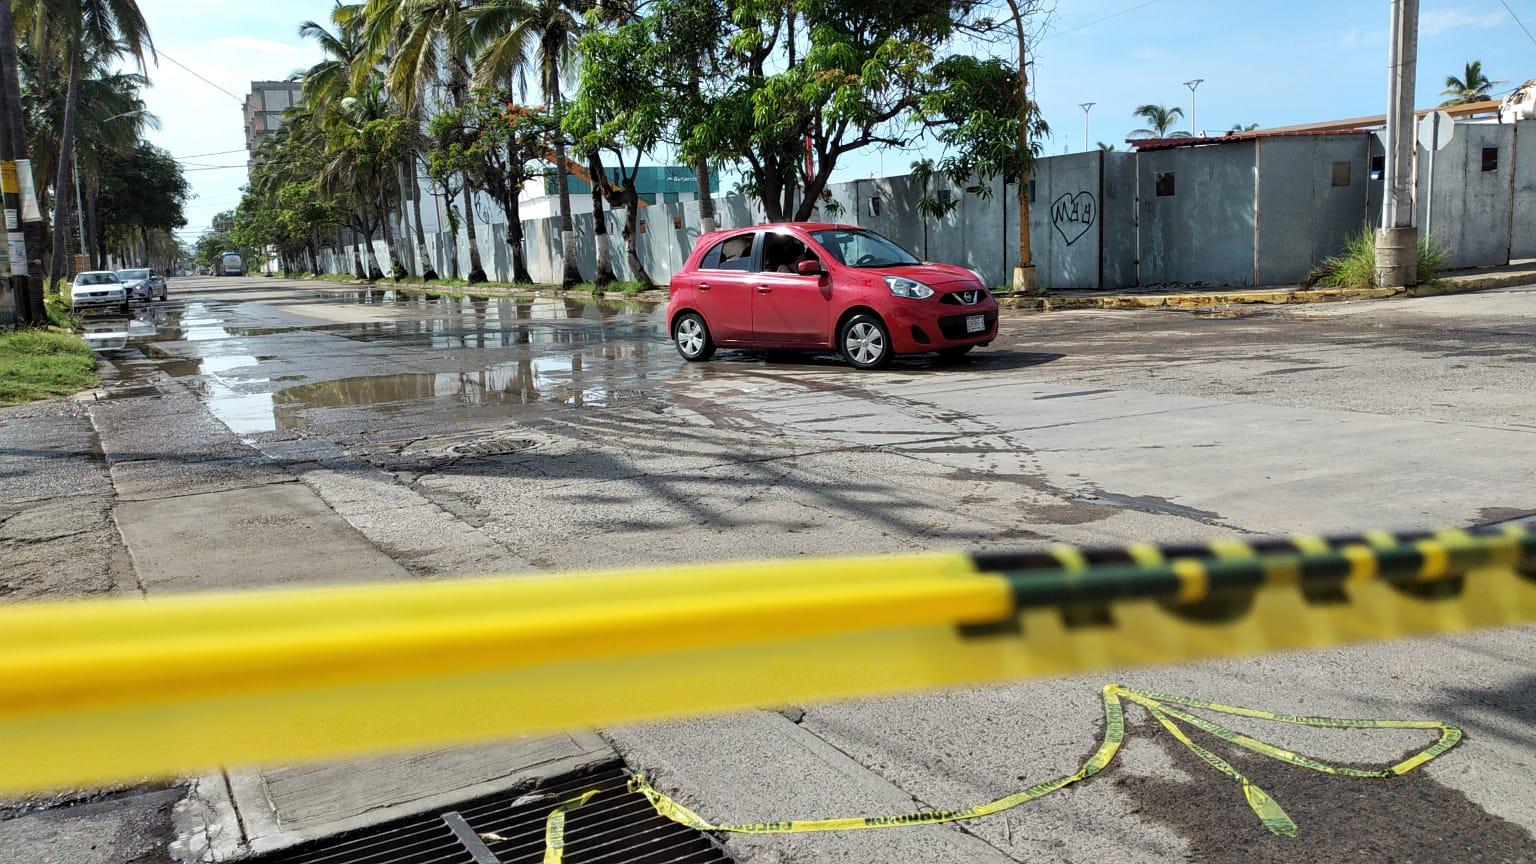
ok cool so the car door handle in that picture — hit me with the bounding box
[755,285,772,294]
[698,282,711,291]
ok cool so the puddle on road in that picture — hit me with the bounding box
[95,288,669,434]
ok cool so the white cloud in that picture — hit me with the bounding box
[1420,5,1506,37]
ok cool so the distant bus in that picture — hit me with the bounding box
[215,252,244,276]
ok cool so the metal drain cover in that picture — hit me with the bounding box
[252,765,733,864]
[447,436,541,457]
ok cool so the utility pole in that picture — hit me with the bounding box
[1079,102,1095,152]
[1376,0,1419,287]
[1183,79,1204,135]
[0,0,38,324]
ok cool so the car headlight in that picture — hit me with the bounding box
[884,275,935,299]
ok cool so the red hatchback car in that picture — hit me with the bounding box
[666,223,998,369]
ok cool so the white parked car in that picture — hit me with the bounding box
[70,271,128,315]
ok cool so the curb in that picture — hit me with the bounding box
[998,270,1532,311]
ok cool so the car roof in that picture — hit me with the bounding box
[696,222,860,243]
[76,271,120,278]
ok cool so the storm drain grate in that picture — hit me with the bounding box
[252,765,734,864]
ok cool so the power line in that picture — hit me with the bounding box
[1040,0,1163,41]
[170,147,249,160]
[1499,0,1536,49]
[158,50,246,105]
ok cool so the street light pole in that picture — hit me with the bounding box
[1079,102,1095,152]
[1183,79,1204,135]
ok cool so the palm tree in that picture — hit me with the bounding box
[1096,142,1117,152]
[1229,122,1259,132]
[1441,60,1498,106]
[366,0,490,283]
[1130,103,1184,139]
[19,0,154,281]
[470,0,586,288]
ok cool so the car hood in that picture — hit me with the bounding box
[876,262,985,290]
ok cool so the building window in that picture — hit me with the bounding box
[1370,155,1385,181]
[1331,161,1351,187]
[1481,147,1499,172]
[265,88,291,112]
[1155,172,1176,197]
[937,189,954,207]
[1027,180,1036,203]
[672,214,683,230]
[868,196,882,217]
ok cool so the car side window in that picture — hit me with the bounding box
[701,233,755,272]
[759,233,818,274]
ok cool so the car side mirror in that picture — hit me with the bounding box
[796,259,823,276]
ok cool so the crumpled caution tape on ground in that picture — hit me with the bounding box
[541,685,1461,860]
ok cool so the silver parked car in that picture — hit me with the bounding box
[70,271,128,315]
[117,267,167,302]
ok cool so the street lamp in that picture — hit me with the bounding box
[1183,79,1204,136]
[1078,102,1096,152]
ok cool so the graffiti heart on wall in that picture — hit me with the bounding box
[1050,191,1097,246]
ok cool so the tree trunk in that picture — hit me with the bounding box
[694,154,716,234]
[461,179,486,282]
[363,215,383,281]
[552,90,581,288]
[620,179,651,288]
[48,38,81,283]
[305,233,320,276]
[393,158,415,277]
[411,160,436,279]
[0,0,41,321]
[500,169,532,284]
[379,193,403,280]
[84,179,99,269]
[589,151,615,287]
[344,224,365,279]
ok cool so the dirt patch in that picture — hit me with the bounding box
[1116,718,1536,863]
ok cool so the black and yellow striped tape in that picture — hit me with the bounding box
[0,524,1530,794]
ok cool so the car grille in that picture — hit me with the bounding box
[937,311,997,339]
[939,289,987,306]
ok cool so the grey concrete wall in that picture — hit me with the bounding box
[1417,122,1515,269]
[1136,141,1257,285]
[310,127,1532,286]
[1510,121,1536,260]
[1256,134,1374,284]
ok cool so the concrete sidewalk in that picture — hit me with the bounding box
[999,262,1536,311]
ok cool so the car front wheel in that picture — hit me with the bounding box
[839,313,892,370]
[673,312,715,362]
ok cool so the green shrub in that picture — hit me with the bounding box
[0,330,99,405]
[1316,227,1452,290]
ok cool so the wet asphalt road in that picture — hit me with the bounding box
[61,275,1536,861]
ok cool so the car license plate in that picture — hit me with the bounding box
[965,314,985,333]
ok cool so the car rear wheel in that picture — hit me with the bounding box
[673,312,715,362]
[840,313,892,370]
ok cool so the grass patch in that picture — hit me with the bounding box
[1312,227,1450,289]
[0,330,99,405]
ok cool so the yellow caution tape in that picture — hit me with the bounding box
[541,684,1461,860]
[0,525,1527,794]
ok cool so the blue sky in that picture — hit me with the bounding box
[135,0,1536,239]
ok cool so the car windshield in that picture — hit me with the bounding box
[76,272,119,285]
[117,269,150,280]
[808,228,920,268]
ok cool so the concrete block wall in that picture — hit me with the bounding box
[310,126,1532,289]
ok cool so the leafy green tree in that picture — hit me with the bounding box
[470,0,587,286]
[1131,104,1184,139]
[14,0,154,280]
[919,55,1046,199]
[96,142,188,267]
[682,0,978,222]
[1440,60,1498,106]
